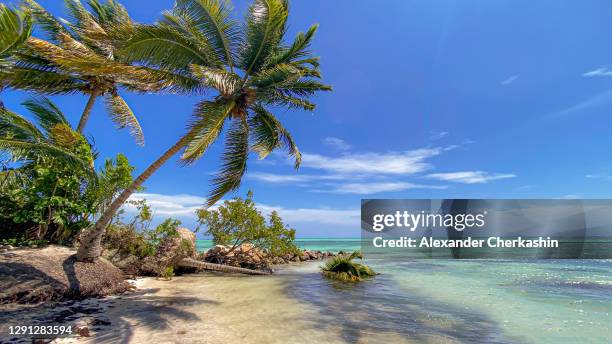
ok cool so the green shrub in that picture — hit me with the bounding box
[196,191,299,257]
[321,251,377,282]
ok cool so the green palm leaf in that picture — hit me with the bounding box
[182,99,234,163]
[175,0,240,69]
[0,4,32,59]
[123,23,213,70]
[249,105,300,167]
[22,97,69,131]
[104,92,144,146]
[240,0,288,77]
[190,64,240,96]
[207,117,249,206]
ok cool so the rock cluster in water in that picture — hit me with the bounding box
[202,244,337,270]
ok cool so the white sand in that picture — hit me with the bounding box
[86,268,349,344]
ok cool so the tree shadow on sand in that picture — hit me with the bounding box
[281,269,527,344]
[90,288,220,344]
[0,260,219,344]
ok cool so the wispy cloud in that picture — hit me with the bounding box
[426,171,516,184]
[126,192,359,226]
[322,137,351,151]
[319,182,447,194]
[585,173,612,181]
[582,68,612,77]
[127,193,206,216]
[501,75,518,85]
[248,172,345,184]
[556,89,612,116]
[429,131,448,140]
[302,148,442,175]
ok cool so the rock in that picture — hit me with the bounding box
[176,227,196,251]
[140,228,198,276]
[75,325,90,337]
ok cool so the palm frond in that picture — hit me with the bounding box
[22,0,66,41]
[181,99,234,163]
[207,117,249,207]
[0,138,93,172]
[269,23,318,67]
[1,66,86,95]
[240,0,288,77]
[22,97,69,131]
[175,0,240,69]
[104,93,144,146]
[250,63,301,89]
[122,23,213,71]
[249,105,300,167]
[190,64,240,96]
[321,251,376,282]
[0,108,44,141]
[0,4,33,58]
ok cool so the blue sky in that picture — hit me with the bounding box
[4,0,612,236]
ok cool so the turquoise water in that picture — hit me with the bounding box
[195,237,361,253]
[204,238,612,343]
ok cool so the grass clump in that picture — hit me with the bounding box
[321,251,377,282]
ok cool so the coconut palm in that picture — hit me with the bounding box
[321,251,377,282]
[76,0,331,262]
[0,97,98,240]
[0,4,32,109]
[0,97,94,173]
[1,0,195,144]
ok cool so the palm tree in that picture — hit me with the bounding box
[0,97,95,240]
[1,0,194,144]
[0,97,94,172]
[0,4,32,109]
[76,0,331,262]
[321,251,377,282]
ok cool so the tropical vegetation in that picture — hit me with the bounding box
[321,251,377,282]
[0,97,132,244]
[0,0,330,266]
[197,191,300,258]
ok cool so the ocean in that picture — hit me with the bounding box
[197,237,612,343]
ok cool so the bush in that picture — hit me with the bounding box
[321,251,377,282]
[196,192,299,258]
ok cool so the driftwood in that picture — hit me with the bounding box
[178,258,270,275]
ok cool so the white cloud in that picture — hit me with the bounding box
[258,204,359,226]
[429,131,448,140]
[319,182,447,194]
[322,137,351,151]
[501,75,518,85]
[302,148,442,175]
[426,171,516,184]
[248,172,345,184]
[126,193,207,216]
[582,68,612,77]
[126,192,359,226]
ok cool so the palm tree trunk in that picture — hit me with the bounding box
[76,134,190,262]
[178,258,270,275]
[76,92,98,133]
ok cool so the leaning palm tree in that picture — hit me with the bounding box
[76,0,331,262]
[0,4,32,109]
[321,251,377,282]
[1,0,193,143]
